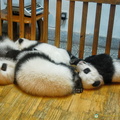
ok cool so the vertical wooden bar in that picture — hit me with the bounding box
[54,0,62,47]
[67,0,75,52]
[31,0,36,40]
[7,0,13,40]
[13,22,17,40]
[105,4,116,54]
[43,0,49,43]
[25,24,31,39]
[118,42,120,59]
[79,2,88,59]
[0,0,2,35]
[92,3,102,55]
[19,0,24,38]
[37,19,43,41]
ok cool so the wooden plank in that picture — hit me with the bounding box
[1,9,44,23]
[69,0,120,5]
[67,0,75,52]
[7,0,13,40]
[105,4,116,54]
[79,2,88,59]
[19,0,24,38]
[92,3,102,55]
[31,0,36,40]
[0,84,120,119]
[54,0,62,47]
[43,0,49,43]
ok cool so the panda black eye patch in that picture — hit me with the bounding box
[83,68,91,74]
[1,63,7,71]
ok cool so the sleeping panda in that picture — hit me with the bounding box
[76,54,120,89]
[0,57,15,85]
[6,49,83,97]
[0,36,18,57]
[15,38,70,65]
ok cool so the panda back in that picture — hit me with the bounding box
[34,43,70,64]
[14,52,74,97]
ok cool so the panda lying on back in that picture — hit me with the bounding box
[0,36,83,96]
[76,54,120,89]
[6,49,83,97]
[15,38,70,65]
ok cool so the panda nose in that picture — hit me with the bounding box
[92,81,100,87]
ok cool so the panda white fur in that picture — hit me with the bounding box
[76,54,120,89]
[0,36,18,57]
[15,38,70,65]
[13,50,83,97]
[0,57,15,85]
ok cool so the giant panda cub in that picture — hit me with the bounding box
[76,54,120,89]
[0,36,18,57]
[11,50,83,97]
[15,38,70,65]
[0,57,15,85]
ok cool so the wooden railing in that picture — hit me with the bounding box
[0,0,120,59]
[43,0,120,59]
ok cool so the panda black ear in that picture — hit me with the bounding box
[6,50,20,60]
[33,48,37,51]
[19,38,23,44]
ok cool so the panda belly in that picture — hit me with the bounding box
[34,43,70,65]
[15,56,74,97]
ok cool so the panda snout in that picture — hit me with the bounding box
[92,81,101,87]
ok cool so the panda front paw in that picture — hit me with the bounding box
[74,87,83,93]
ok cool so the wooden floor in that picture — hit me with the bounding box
[0,84,120,120]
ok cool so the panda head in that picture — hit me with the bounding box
[0,58,15,84]
[77,61,104,89]
[15,38,37,50]
[0,36,18,57]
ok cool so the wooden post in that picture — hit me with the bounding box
[7,0,13,40]
[67,0,75,52]
[79,2,88,59]
[54,0,62,47]
[43,0,49,43]
[19,0,24,38]
[31,0,36,40]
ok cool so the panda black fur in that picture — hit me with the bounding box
[0,36,18,57]
[84,54,114,84]
[15,38,70,65]
[13,50,83,97]
[77,54,120,89]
